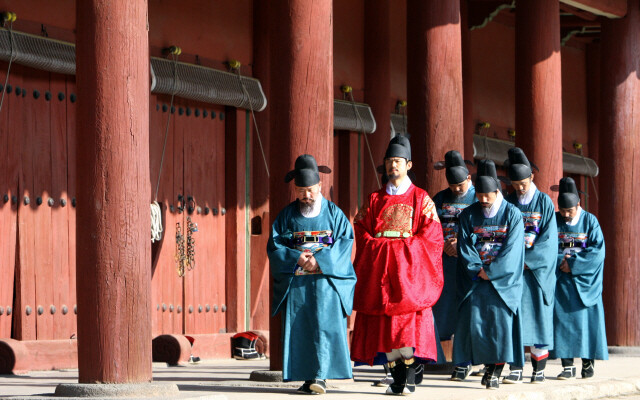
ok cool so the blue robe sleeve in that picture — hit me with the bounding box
[457,207,484,281]
[525,194,558,305]
[567,213,605,308]
[267,205,301,316]
[313,203,357,315]
[483,206,525,314]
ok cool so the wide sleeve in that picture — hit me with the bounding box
[484,207,525,314]
[568,214,605,307]
[525,195,558,305]
[266,206,300,316]
[313,205,356,280]
[455,207,484,305]
[383,195,444,315]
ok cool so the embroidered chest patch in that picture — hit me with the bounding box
[558,231,588,256]
[522,211,542,249]
[473,225,509,265]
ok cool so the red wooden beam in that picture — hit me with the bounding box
[560,0,627,18]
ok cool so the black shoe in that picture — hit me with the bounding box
[530,370,545,383]
[450,365,472,381]
[405,358,418,394]
[530,358,547,383]
[485,364,504,390]
[309,379,327,394]
[581,360,594,379]
[297,382,317,395]
[502,369,523,384]
[557,366,576,380]
[385,360,408,395]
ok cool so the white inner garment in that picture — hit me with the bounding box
[386,347,414,362]
[386,176,412,196]
[517,182,537,205]
[483,190,504,218]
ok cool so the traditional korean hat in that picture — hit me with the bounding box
[558,177,580,208]
[475,159,500,193]
[384,135,411,161]
[505,147,532,181]
[443,150,469,184]
[284,154,331,187]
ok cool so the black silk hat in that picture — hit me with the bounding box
[505,147,532,181]
[284,154,331,187]
[558,177,580,208]
[444,150,469,185]
[475,159,500,193]
[384,136,411,161]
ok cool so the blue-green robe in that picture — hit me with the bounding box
[267,197,357,381]
[550,210,608,361]
[453,199,525,366]
[432,185,477,340]
[506,189,557,350]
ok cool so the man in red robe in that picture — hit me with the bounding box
[351,136,444,395]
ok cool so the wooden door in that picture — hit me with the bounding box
[150,96,227,336]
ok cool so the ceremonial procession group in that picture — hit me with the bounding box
[267,136,607,396]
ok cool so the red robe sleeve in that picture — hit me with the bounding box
[353,187,444,316]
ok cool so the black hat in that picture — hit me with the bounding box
[475,159,500,193]
[506,147,532,181]
[444,150,469,185]
[558,177,580,208]
[284,154,331,187]
[384,136,411,161]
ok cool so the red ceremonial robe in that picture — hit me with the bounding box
[351,184,444,365]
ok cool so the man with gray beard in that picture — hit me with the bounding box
[267,154,357,395]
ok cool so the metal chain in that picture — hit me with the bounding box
[175,222,186,277]
[186,216,196,271]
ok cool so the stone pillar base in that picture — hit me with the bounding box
[54,383,179,398]
[249,369,283,382]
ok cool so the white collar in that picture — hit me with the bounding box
[517,182,537,205]
[300,194,323,218]
[386,176,412,196]
[566,206,583,226]
[483,191,503,218]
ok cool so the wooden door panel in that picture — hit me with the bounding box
[0,65,19,338]
[50,74,71,339]
[182,103,226,334]
[65,79,78,337]
[15,65,37,340]
[149,95,184,336]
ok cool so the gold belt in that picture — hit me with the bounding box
[375,230,412,238]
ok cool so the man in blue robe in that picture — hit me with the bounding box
[550,177,607,379]
[432,150,476,369]
[503,148,557,383]
[452,159,525,389]
[267,154,357,395]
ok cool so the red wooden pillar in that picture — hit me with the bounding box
[515,0,563,196]
[76,0,151,383]
[586,43,601,216]
[407,0,464,195]
[461,0,475,163]
[249,0,272,332]
[600,0,640,346]
[268,0,334,371]
[364,0,391,195]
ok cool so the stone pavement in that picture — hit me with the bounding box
[2,354,640,399]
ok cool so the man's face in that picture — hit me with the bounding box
[384,157,412,182]
[295,182,322,205]
[559,204,579,222]
[449,176,471,197]
[477,191,498,209]
[511,174,533,196]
